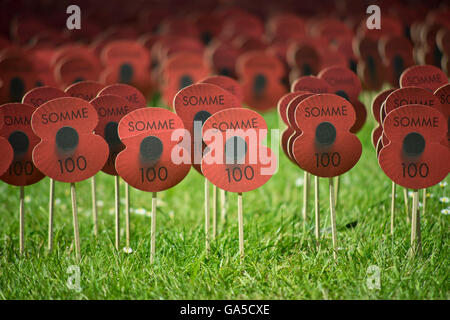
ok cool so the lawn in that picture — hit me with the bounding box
[0,92,448,300]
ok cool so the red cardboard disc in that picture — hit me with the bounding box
[0,111,13,176]
[65,80,106,102]
[90,94,142,175]
[277,92,307,126]
[0,49,38,103]
[205,41,241,78]
[290,76,331,94]
[200,75,244,104]
[379,105,449,189]
[22,86,68,108]
[98,83,146,109]
[434,83,450,142]
[350,100,367,134]
[372,89,396,123]
[286,93,314,131]
[116,107,190,192]
[160,53,210,108]
[286,43,321,77]
[380,35,414,85]
[372,126,384,150]
[31,97,108,183]
[0,103,44,186]
[237,51,286,111]
[281,127,296,164]
[318,66,362,102]
[54,56,101,88]
[267,14,305,42]
[292,94,362,177]
[201,108,276,193]
[400,65,449,92]
[173,83,240,172]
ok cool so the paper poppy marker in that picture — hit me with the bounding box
[202,108,276,259]
[292,94,362,259]
[22,86,69,252]
[32,97,109,259]
[379,105,450,256]
[174,83,240,255]
[199,75,244,237]
[65,80,106,237]
[0,112,13,177]
[98,83,147,109]
[237,51,286,111]
[91,94,141,250]
[400,65,448,93]
[0,103,45,254]
[434,83,450,143]
[116,108,190,263]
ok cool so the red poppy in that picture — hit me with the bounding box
[65,80,106,102]
[31,97,108,183]
[98,83,146,109]
[22,86,68,108]
[116,107,190,192]
[281,127,296,164]
[267,14,305,42]
[54,56,101,89]
[400,65,449,93]
[0,49,38,103]
[0,111,13,176]
[286,43,321,77]
[160,53,210,108]
[173,83,240,172]
[201,108,276,193]
[292,94,362,177]
[200,75,244,104]
[205,41,241,78]
[90,94,142,175]
[0,103,44,186]
[371,89,395,148]
[286,93,315,131]
[290,76,331,94]
[237,51,286,111]
[434,83,450,143]
[379,105,449,189]
[379,35,414,86]
[277,91,308,126]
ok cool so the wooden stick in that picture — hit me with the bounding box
[212,185,217,240]
[91,176,98,236]
[238,192,244,260]
[416,191,423,256]
[48,178,55,251]
[390,182,396,236]
[302,171,309,222]
[115,175,120,250]
[220,189,227,223]
[19,186,25,254]
[70,183,81,260]
[422,188,427,216]
[329,178,338,260]
[125,182,130,249]
[403,188,410,224]
[334,176,340,209]
[150,192,157,264]
[410,190,422,257]
[205,179,210,256]
[314,175,320,245]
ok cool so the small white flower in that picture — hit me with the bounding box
[135,208,147,215]
[168,210,174,219]
[439,197,449,204]
[441,208,450,215]
[24,196,31,203]
[55,198,61,205]
[108,208,114,215]
[439,181,448,188]
[408,191,414,198]
[295,177,304,187]
[418,202,423,208]
[123,247,133,254]
[96,200,104,207]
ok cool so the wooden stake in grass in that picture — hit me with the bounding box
[220,189,227,223]
[334,176,340,209]
[19,186,25,255]
[150,192,157,264]
[48,179,55,251]
[410,189,422,257]
[91,176,98,236]
[212,185,217,240]
[390,182,396,236]
[329,178,338,260]
[125,183,130,249]
[205,179,210,256]
[314,176,320,245]
[238,192,244,260]
[422,188,427,216]
[403,188,410,224]
[302,171,310,222]
[70,183,81,260]
[115,176,120,250]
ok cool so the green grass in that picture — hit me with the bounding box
[0,92,448,300]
